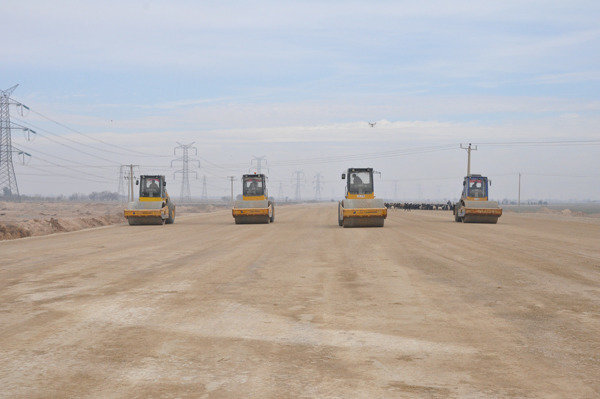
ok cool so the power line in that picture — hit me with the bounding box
[474,139,600,147]
[13,118,135,160]
[11,98,171,157]
[196,164,230,180]
[20,164,113,184]
[269,145,458,167]
[10,100,600,172]
[194,144,458,170]
[24,152,114,182]
[497,172,600,178]
[7,97,600,197]
[195,138,600,171]
[20,144,119,168]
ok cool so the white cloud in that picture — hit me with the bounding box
[3,1,599,199]
[22,93,600,133]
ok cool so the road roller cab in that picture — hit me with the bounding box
[338,167,387,227]
[124,175,176,225]
[232,173,275,224]
[453,174,502,223]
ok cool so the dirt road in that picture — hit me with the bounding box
[1,204,599,398]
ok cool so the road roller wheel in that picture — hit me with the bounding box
[165,206,175,224]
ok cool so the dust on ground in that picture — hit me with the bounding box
[503,202,600,218]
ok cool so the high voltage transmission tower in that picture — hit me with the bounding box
[0,85,34,200]
[313,172,323,201]
[171,142,200,202]
[251,155,267,174]
[277,182,284,200]
[201,175,207,199]
[292,170,305,201]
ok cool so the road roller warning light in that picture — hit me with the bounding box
[338,167,387,227]
[453,174,502,223]
[232,173,275,224]
[124,175,176,225]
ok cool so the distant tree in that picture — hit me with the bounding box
[88,191,120,201]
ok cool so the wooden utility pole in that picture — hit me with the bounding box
[129,164,134,202]
[518,173,521,206]
[460,143,478,176]
[228,176,235,205]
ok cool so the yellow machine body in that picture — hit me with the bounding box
[454,174,502,223]
[342,207,387,218]
[232,173,275,224]
[346,193,375,200]
[232,208,270,217]
[242,195,267,201]
[338,167,387,227]
[124,175,176,225]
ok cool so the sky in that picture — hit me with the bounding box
[1,0,599,201]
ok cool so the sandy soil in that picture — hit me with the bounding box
[0,202,227,240]
[0,205,599,398]
[503,203,600,218]
[0,202,124,240]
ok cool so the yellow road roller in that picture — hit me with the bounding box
[124,175,175,225]
[232,173,275,224]
[453,174,502,223]
[338,167,387,227]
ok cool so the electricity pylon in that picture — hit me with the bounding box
[172,142,200,202]
[292,170,305,201]
[1,85,33,199]
[251,155,267,174]
[313,172,323,200]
